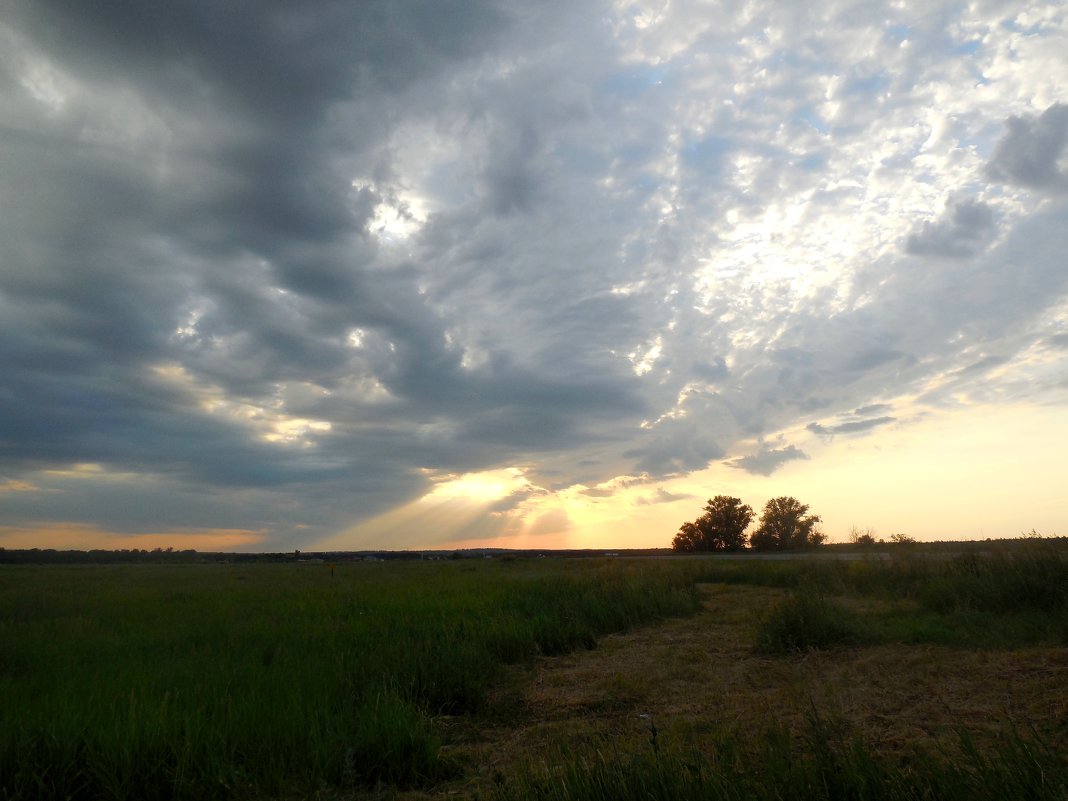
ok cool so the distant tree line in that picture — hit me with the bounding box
[0,547,679,565]
[0,548,206,565]
[848,526,917,546]
[0,548,416,565]
[672,495,825,552]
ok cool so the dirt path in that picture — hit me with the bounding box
[401,584,1068,798]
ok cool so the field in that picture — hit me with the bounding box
[2,548,1067,800]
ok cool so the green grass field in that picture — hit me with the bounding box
[1,558,700,799]
[2,549,1067,800]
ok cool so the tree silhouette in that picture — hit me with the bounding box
[672,496,753,552]
[750,497,824,551]
[849,525,877,547]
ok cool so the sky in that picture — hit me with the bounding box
[1,1,1066,553]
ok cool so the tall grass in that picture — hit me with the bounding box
[692,547,1068,647]
[498,716,1068,801]
[690,546,1067,605]
[916,550,1068,615]
[6,550,1066,798]
[753,590,864,654]
[0,559,700,800]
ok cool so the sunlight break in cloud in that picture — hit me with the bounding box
[1,1,1066,551]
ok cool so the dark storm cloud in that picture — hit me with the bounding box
[0,0,660,546]
[5,1,507,118]
[0,0,521,539]
[986,104,1068,192]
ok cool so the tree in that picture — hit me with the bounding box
[750,497,824,551]
[849,525,878,547]
[672,496,753,552]
[889,532,916,545]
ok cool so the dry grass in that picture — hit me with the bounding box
[388,582,1068,799]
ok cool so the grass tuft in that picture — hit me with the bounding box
[754,589,864,655]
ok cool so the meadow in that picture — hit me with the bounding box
[0,558,699,800]
[494,547,1068,801]
[2,546,1067,800]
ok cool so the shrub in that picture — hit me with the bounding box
[754,590,863,654]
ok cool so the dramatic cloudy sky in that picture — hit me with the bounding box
[2,0,1066,551]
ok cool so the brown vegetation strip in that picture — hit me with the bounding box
[394,584,1068,799]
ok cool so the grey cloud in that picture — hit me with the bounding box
[986,104,1068,192]
[772,347,816,367]
[913,355,1012,407]
[0,0,528,542]
[4,1,1068,550]
[842,347,909,373]
[578,474,659,498]
[7,1,510,121]
[955,355,1010,378]
[483,123,545,216]
[725,446,808,476]
[842,198,1068,411]
[853,403,893,416]
[625,427,726,478]
[636,488,695,506]
[0,376,354,493]
[0,472,368,539]
[486,486,549,514]
[906,198,996,259]
[692,357,729,383]
[1,0,668,547]
[807,416,896,436]
[580,487,615,498]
